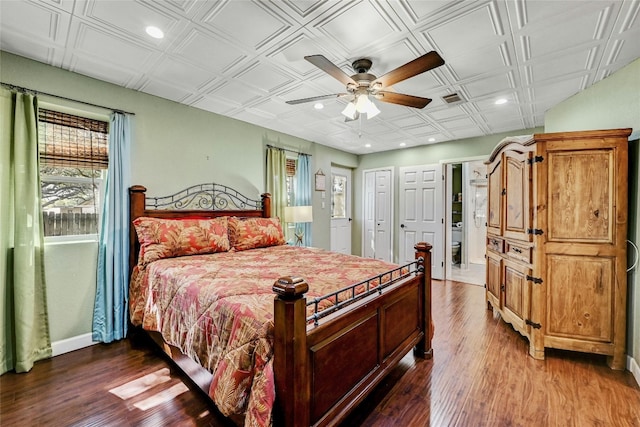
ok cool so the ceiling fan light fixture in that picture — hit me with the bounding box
[341,101,357,120]
[349,94,380,119]
[364,99,380,118]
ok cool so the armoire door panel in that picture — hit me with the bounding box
[547,149,614,244]
[503,259,530,331]
[503,151,532,242]
[546,254,614,342]
[487,159,502,235]
[486,250,502,307]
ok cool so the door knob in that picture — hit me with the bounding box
[400,224,405,228]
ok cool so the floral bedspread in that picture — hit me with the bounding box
[129,245,402,427]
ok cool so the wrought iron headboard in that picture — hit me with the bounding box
[145,183,263,211]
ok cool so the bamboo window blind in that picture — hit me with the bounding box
[38,109,109,169]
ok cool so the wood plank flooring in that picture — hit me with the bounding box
[2,280,639,426]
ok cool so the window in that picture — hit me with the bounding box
[38,109,109,238]
[285,157,297,207]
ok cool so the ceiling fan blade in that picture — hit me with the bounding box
[286,93,349,105]
[372,51,444,88]
[305,55,358,87]
[376,91,432,108]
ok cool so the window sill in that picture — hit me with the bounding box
[45,235,99,245]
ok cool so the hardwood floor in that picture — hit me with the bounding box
[2,280,639,426]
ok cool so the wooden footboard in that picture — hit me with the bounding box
[272,243,432,427]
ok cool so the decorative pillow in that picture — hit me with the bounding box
[228,216,286,251]
[133,216,230,265]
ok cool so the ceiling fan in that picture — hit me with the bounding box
[286,51,445,120]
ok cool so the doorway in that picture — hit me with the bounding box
[444,159,487,285]
[330,166,352,254]
[398,164,444,280]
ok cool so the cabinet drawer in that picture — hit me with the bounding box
[505,241,532,263]
[487,236,504,253]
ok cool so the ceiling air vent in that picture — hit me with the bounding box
[442,93,464,105]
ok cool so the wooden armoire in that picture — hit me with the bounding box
[485,128,631,369]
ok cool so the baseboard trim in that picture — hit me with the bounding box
[628,355,640,387]
[52,333,97,356]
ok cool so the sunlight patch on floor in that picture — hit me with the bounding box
[133,383,189,410]
[109,368,172,400]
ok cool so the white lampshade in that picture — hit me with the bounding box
[355,93,369,111]
[341,102,357,120]
[363,99,380,118]
[341,94,379,120]
[284,205,313,223]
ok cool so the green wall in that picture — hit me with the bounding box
[545,57,640,377]
[0,51,356,346]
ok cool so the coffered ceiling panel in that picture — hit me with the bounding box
[316,1,400,52]
[173,29,248,73]
[80,0,180,40]
[1,0,70,44]
[1,0,638,154]
[199,1,291,50]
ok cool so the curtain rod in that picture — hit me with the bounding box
[266,144,312,157]
[1,81,136,116]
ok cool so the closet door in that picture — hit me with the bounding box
[362,168,393,262]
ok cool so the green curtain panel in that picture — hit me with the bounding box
[0,88,52,374]
[266,147,287,222]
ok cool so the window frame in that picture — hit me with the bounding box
[38,107,109,242]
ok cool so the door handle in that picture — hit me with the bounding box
[400,224,405,228]
[348,218,352,222]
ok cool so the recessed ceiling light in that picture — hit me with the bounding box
[399,142,406,147]
[428,137,436,142]
[145,26,164,39]
[365,143,371,148]
[314,102,324,110]
[495,98,508,105]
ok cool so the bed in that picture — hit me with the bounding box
[128,183,433,427]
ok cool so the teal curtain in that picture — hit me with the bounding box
[93,112,131,343]
[0,88,52,374]
[295,154,312,246]
[266,147,287,222]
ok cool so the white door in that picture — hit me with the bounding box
[362,168,393,262]
[330,167,352,254]
[399,164,444,279]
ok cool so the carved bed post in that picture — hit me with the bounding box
[413,242,433,359]
[272,276,310,427]
[129,185,147,274]
[261,193,272,218]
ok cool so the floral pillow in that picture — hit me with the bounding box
[133,216,230,266]
[228,216,286,251]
